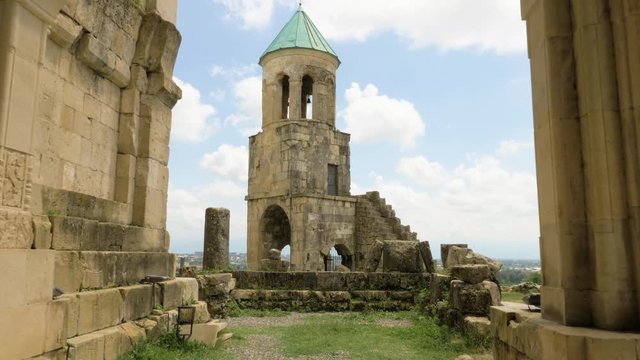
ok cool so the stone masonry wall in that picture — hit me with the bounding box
[354,191,418,270]
[227,271,430,312]
[0,0,185,359]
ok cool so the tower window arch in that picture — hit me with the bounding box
[281,75,290,119]
[301,75,313,119]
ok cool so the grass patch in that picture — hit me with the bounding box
[117,333,232,360]
[230,307,291,318]
[501,291,525,303]
[119,311,491,360]
[273,312,485,360]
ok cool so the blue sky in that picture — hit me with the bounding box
[168,0,539,259]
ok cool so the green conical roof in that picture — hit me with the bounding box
[260,7,339,63]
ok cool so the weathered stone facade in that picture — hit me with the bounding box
[0,1,205,359]
[246,12,430,271]
[229,271,430,312]
[492,1,640,359]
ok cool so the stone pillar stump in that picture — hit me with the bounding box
[203,208,230,270]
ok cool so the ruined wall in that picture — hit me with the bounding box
[0,0,184,358]
[228,271,430,312]
[354,191,418,270]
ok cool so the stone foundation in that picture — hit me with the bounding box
[491,306,640,359]
[224,271,430,312]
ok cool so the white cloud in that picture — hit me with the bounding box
[213,0,289,29]
[396,156,447,187]
[341,83,425,149]
[225,76,262,135]
[200,144,249,182]
[366,154,539,258]
[167,181,247,253]
[210,64,259,79]
[214,0,526,54]
[496,139,534,157]
[172,78,219,142]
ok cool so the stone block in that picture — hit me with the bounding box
[316,272,346,291]
[77,288,124,335]
[45,298,69,353]
[260,258,289,271]
[95,222,167,252]
[118,113,140,155]
[50,216,98,250]
[440,243,468,268]
[29,348,68,360]
[33,215,53,249]
[451,264,491,284]
[0,208,33,249]
[344,272,368,290]
[383,240,422,273]
[157,279,183,309]
[146,0,178,24]
[194,301,212,324]
[61,294,79,338]
[148,72,181,107]
[55,251,175,292]
[451,280,492,316]
[231,289,260,301]
[49,13,82,49]
[119,321,146,344]
[0,250,55,308]
[54,251,83,293]
[67,332,105,360]
[101,327,130,360]
[120,285,153,321]
[76,33,113,76]
[179,277,199,304]
[0,303,47,359]
[417,241,435,273]
[189,320,227,347]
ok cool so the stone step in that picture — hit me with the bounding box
[190,320,228,347]
[61,278,199,338]
[66,322,146,360]
[49,216,169,252]
[54,251,175,293]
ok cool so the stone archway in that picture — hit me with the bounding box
[259,205,291,259]
[323,243,354,271]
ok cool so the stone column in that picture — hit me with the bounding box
[289,79,302,120]
[203,207,230,270]
[522,0,639,331]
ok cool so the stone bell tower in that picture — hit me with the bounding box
[246,6,356,271]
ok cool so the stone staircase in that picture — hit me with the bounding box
[355,191,418,244]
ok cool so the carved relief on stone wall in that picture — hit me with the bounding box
[1,149,32,210]
[0,208,32,249]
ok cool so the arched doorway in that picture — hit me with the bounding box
[324,244,353,271]
[260,205,291,259]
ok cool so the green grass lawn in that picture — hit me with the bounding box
[119,311,491,360]
[501,291,525,303]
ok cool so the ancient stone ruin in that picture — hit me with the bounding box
[492,1,640,359]
[0,1,226,359]
[246,8,434,273]
[203,207,230,270]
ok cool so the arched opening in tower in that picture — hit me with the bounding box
[281,75,290,119]
[260,205,291,257]
[324,244,353,271]
[301,75,313,119]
